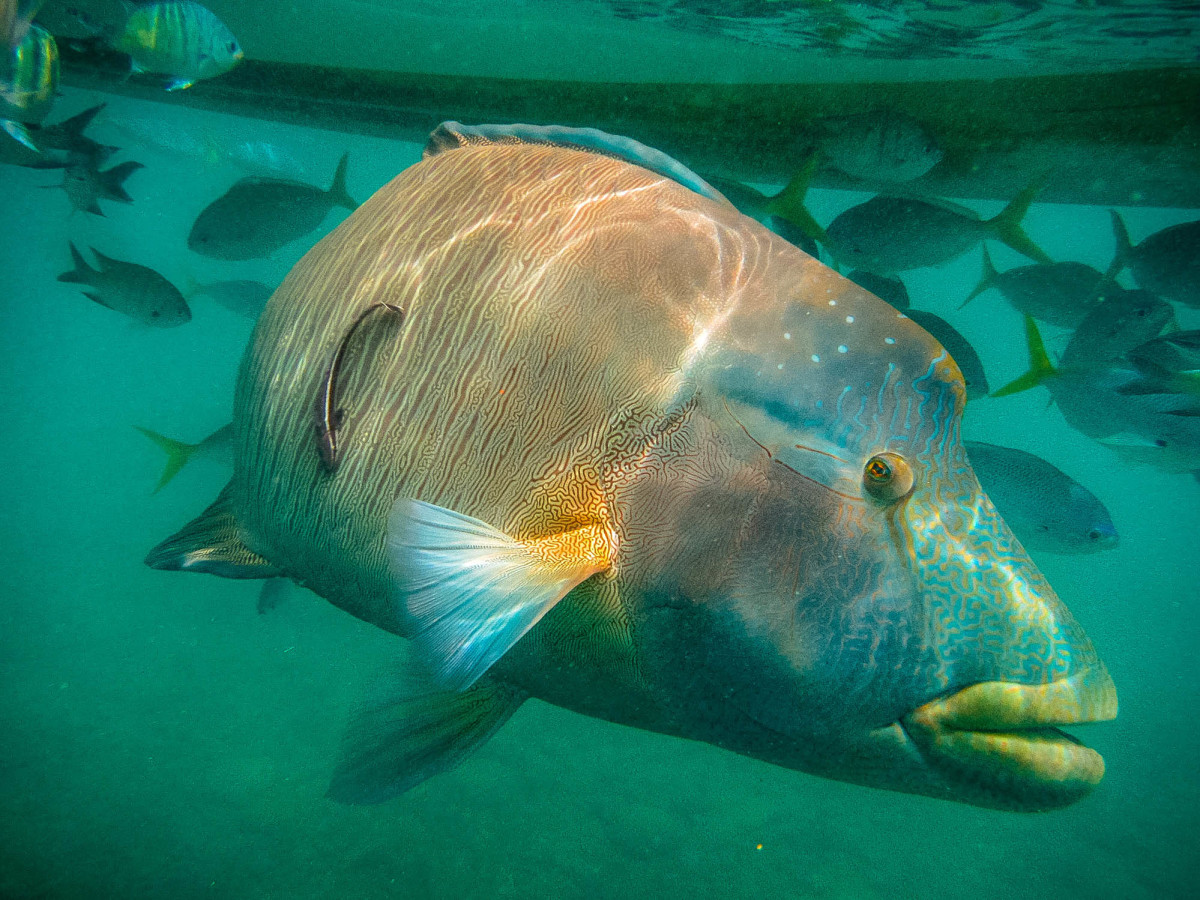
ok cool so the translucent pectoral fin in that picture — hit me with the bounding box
[388,498,613,690]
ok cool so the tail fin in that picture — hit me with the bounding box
[986,177,1052,265]
[55,103,105,141]
[962,245,1000,308]
[135,426,199,492]
[56,242,94,284]
[98,160,144,202]
[763,154,826,244]
[992,315,1056,397]
[327,152,357,210]
[1106,209,1133,280]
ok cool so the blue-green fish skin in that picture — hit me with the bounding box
[966,441,1118,555]
[113,0,242,90]
[847,269,909,310]
[58,242,191,327]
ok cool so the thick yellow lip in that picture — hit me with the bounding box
[901,666,1118,808]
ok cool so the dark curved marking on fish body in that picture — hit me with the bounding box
[316,301,405,473]
[426,121,732,208]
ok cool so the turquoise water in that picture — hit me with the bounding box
[3,8,1200,899]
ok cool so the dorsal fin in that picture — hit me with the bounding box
[145,483,280,578]
[424,121,732,208]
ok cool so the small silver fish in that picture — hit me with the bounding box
[966,441,1118,555]
[58,243,191,327]
[812,108,943,183]
[1060,288,1175,371]
[188,153,357,260]
[112,1,242,91]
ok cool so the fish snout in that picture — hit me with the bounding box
[900,665,1118,811]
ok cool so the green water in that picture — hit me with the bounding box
[3,5,1199,899]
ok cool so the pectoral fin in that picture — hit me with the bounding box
[388,499,614,690]
[145,482,279,578]
[327,668,525,804]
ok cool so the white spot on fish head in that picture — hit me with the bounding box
[845,315,855,324]
[811,354,820,363]
[885,337,896,345]
[838,345,848,354]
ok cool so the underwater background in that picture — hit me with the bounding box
[2,2,1199,898]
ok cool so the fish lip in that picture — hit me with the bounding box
[897,666,1118,806]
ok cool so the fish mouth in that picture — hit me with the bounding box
[899,666,1118,811]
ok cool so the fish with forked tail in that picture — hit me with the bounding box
[821,183,1052,276]
[58,243,190,326]
[146,121,1115,813]
[188,153,358,260]
[59,157,143,216]
[1110,210,1200,309]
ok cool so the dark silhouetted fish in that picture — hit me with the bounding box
[58,243,190,326]
[136,423,233,491]
[59,157,143,216]
[847,269,909,310]
[188,153,358,260]
[147,120,1115,813]
[963,246,1110,328]
[1110,210,1200,309]
[965,441,1118,555]
[822,184,1051,276]
[0,103,115,169]
[904,309,988,399]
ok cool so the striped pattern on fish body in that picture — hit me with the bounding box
[153,124,1118,812]
[114,1,241,89]
[232,142,788,686]
[1,23,56,123]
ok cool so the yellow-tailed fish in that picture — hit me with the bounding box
[112,0,242,91]
[148,121,1116,812]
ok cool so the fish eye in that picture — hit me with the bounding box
[1088,529,1103,540]
[228,41,238,53]
[862,452,914,503]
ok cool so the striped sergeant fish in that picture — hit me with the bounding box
[147,121,1116,813]
[1,22,56,151]
[112,1,242,91]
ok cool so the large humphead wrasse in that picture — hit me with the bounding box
[147,122,1117,812]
